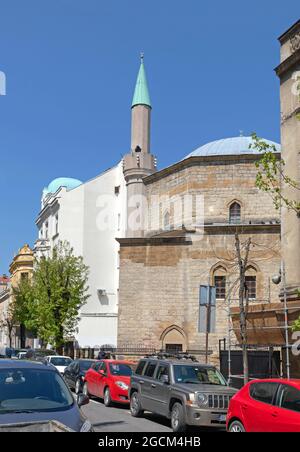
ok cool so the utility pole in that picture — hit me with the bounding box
[205,277,211,364]
[227,277,232,386]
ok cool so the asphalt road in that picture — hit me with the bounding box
[81,396,225,433]
[81,397,172,432]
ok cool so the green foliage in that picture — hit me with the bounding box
[251,133,300,215]
[252,126,300,330]
[293,318,300,332]
[13,241,89,349]
[12,278,37,335]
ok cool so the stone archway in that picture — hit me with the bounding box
[160,325,187,353]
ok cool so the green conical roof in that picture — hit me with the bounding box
[132,57,151,108]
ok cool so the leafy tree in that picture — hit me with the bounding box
[251,133,300,214]
[252,81,300,214]
[13,241,89,351]
[251,83,300,330]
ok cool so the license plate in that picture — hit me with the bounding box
[219,414,226,422]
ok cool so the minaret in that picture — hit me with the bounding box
[123,54,156,237]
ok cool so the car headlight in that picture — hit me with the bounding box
[115,381,128,390]
[197,393,209,407]
[187,393,196,404]
[80,420,93,432]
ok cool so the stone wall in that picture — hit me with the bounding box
[144,156,279,233]
[118,228,280,365]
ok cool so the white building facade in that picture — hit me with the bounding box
[35,56,155,348]
[35,162,127,348]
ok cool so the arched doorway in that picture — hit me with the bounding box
[160,326,187,353]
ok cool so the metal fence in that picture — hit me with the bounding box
[63,344,213,361]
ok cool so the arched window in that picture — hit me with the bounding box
[229,202,241,224]
[245,265,257,300]
[164,211,170,230]
[160,325,187,352]
[213,265,227,299]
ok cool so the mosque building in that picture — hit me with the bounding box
[35,55,281,357]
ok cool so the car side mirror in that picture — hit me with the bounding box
[99,370,106,376]
[161,374,169,384]
[77,394,89,407]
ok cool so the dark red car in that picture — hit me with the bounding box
[83,359,136,406]
[227,378,300,432]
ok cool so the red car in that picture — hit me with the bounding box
[227,378,300,432]
[83,359,135,406]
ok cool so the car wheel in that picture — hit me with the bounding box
[75,378,82,395]
[228,420,246,432]
[104,387,113,407]
[82,382,89,397]
[130,391,144,417]
[171,402,186,433]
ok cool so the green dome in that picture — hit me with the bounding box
[45,177,82,194]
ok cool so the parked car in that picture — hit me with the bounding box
[83,359,136,406]
[227,378,300,432]
[64,359,97,394]
[0,359,93,432]
[16,352,28,360]
[0,347,14,359]
[24,349,56,362]
[129,354,237,432]
[46,356,73,375]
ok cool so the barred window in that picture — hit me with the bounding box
[229,202,241,224]
[245,275,256,299]
[214,275,226,299]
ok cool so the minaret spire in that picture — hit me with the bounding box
[123,55,157,237]
[131,53,151,110]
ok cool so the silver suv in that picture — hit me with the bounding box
[129,354,237,432]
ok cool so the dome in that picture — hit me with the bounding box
[45,177,82,194]
[183,136,281,159]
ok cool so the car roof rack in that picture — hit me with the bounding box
[144,352,199,362]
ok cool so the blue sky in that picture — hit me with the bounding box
[0,0,299,273]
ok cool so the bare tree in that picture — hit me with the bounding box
[235,233,251,384]
[208,228,280,385]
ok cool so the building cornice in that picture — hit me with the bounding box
[35,197,59,225]
[278,19,300,43]
[116,235,190,247]
[275,47,300,78]
[9,259,34,275]
[143,154,281,185]
[202,223,280,235]
[117,223,280,247]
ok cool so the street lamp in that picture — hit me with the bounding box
[272,262,290,379]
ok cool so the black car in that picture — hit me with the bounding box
[0,359,93,432]
[64,359,97,394]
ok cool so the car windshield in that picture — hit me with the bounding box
[79,360,94,371]
[50,357,72,367]
[109,363,135,376]
[0,368,74,413]
[173,365,227,386]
